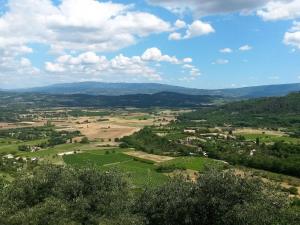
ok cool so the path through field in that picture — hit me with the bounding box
[124,151,174,163]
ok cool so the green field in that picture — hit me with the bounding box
[160,156,225,172]
[241,133,300,144]
[63,149,226,187]
[63,149,168,187]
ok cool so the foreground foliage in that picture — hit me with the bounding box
[0,165,299,225]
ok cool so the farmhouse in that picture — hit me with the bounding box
[184,129,196,134]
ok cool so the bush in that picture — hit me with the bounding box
[288,186,298,195]
[80,136,89,144]
[18,145,31,152]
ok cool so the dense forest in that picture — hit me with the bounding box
[197,139,300,177]
[0,165,299,225]
[179,92,300,129]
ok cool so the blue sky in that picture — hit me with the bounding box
[0,0,300,89]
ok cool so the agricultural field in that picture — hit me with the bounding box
[63,149,225,187]
[0,108,175,144]
[1,105,300,201]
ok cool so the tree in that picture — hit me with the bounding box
[135,169,294,225]
[256,137,260,146]
[0,165,130,225]
[80,137,89,144]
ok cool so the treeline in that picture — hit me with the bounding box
[0,126,81,151]
[120,128,196,155]
[0,165,299,225]
[0,126,80,141]
[197,140,300,177]
[0,126,56,141]
[0,107,30,122]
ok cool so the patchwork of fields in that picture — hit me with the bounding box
[63,149,220,187]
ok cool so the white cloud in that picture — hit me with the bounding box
[183,58,193,63]
[220,48,233,53]
[45,48,198,82]
[174,19,186,29]
[212,59,229,64]
[147,0,270,17]
[257,0,300,21]
[168,32,182,40]
[184,20,215,39]
[169,20,215,40]
[284,21,300,49]
[142,47,179,64]
[239,45,253,51]
[0,0,171,53]
[20,57,31,67]
[182,64,201,77]
[0,52,40,88]
[45,62,65,73]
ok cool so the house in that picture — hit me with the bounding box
[250,149,256,156]
[3,154,14,159]
[184,129,196,134]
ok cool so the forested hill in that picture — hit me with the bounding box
[179,92,300,128]
[0,91,220,108]
[221,92,300,114]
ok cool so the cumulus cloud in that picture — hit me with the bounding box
[185,20,215,38]
[147,0,270,17]
[45,48,198,82]
[142,47,179,64]
[239,45,253,51]
[168,32,182,40]
[0,0,171,53]
[0,52,41,88]
[174,19,186,29]
[284,21,300,49]
[220,48,233,53]
[169,20,215,40]
[257,0,300,21]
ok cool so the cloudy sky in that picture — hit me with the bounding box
[0,0,300,89]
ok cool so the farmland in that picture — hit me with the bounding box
[0,95,300,225]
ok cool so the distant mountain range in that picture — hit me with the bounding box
[7,82,300,98]
[0,92,219,108]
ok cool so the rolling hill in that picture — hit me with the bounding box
[11,82,300,98]
[179,92,300,128]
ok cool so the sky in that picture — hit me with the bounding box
[0,0,300,89]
